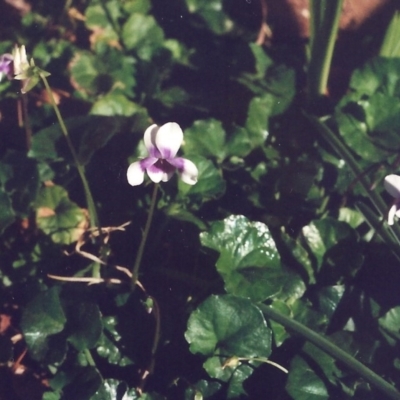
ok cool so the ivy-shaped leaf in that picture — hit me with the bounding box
[35,185,87,245]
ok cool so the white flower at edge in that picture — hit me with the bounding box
[384,174,400,225]
[12,45,50,93]
[127,122,198,186]
[12,45,29,77]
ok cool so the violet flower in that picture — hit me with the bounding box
[0,53,13,82]
[384,174,400,225]
[127,122,198,186]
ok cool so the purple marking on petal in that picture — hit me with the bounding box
[152,159,176,174]
[139,157,158,170]
[167,157,185,171]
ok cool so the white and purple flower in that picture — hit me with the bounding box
[384,174,400,225]
[127,122,198,186]
[0,53,13,82]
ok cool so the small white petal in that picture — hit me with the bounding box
[127,162,145,186]
[146,164,164,183]
[388,204,397,225]
[384,174,400,198]
[161,171,174,182]
[143,124,160,157]
[180,159,198,185]
[156,122,183,159]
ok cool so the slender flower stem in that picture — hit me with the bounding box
[308,0,343,102]
[40,74,99,229]
[132,184,159,287]
[258,304,400,400]
[21,93,32,150]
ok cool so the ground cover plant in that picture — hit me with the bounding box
[1,0,400,399]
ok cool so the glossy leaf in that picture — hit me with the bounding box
[185,294,271,358]
[20,286,67,362]
[200,215,286,301]
[285,355,329,400]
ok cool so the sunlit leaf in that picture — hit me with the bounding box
[122,14,164,59]
[200,215,286,301]
[183,119,226,161]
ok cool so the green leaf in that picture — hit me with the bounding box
[90,93,140,117]
[122,14,164,59]
[62,366,102,400]
[281,233,315,284]
[225,126,252,158]
[70,51,100,96]
[0,150,40,215]
[183,119,226,161]
[20,286,67,363]
[379,306,400,345]
[155,86,190,108]
[185,294,271,358]
[338,207,365,228]
[200,215,286,301]
[35,185,86,245]
[61,288,102,351]
[92,379,122,400]
[122,0,151,14]
[285,355,329,400]
[70,48,136,98]
[349,57,400,97]
[185,380,221,400]
[269,300,291,346]
[245,96,271,147]
[96,316,133,366]
[316,285,345,320]
[335,109,389,162]
[185,0,233,34]
[302,218,361,277]
[178,156,226,203]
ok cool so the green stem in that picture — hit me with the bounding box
[258,304,400,400]
[40,74,99,229]
[84,349,96,367]
[308,0,343,101]
[131,184,159,287]
[305,113,400,249]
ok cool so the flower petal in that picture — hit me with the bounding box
[143,124,161,157]
[155,122,183,159]
[388,204,397,225]
[127,161,145,186]
[146,163,164,183]
[384,174,400,198]
[147,159,176,183]
[169,157,198,185]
